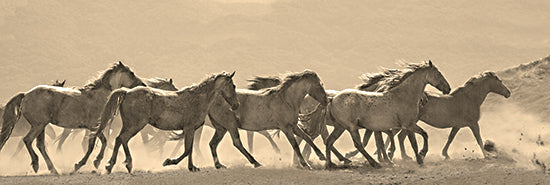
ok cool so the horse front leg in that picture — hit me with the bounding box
[469,123,489,158]
[291,125,326,161]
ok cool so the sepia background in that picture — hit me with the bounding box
[1,0,550,184]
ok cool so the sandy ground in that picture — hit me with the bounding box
[0,157,548,185]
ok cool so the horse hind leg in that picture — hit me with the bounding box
[397,130,412,160]
[325,125,345,168]
[374,131,392,165]
[320,127,351,164]
[36,130,58,174]
[349,127,381,169]
[405,129,423,165]
[246,131,254,154]
[345,129,373,158]
[291,125,326,161]
[55,128,72,153]
[105,120,146,174]
[208,126,228,169]
[442,127,460,159]
[11,140,25,158]
[282,128,312,170]
[23,124,46,173]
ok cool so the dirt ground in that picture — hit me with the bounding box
[1,156,548,185]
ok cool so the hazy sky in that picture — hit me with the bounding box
[1,0,550,103]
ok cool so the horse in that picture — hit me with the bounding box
[324,61,451,168]
[53,77,178,154]
[242,77,351,165]
[90,71,239,173]
[348,71,511,160]
[0,61,146,174]
[206,70,329,170]
[0,80,66,157]
[169,76,283,158]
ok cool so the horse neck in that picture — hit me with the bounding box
[455,82,491,106]
[388,71,428,103]
[190,80,219,107]
[279,80,308,111]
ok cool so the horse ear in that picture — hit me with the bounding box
[169,78,173,84]
[428,60,433,66]
[229,71,236,78]
[118,61,123,66]
[61,80,66,86]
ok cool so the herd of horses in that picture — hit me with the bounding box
[0,60,511,175]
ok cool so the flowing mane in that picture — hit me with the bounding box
[247,76,282,90]
[79,62,129,91]
[358,62,433,92]
[262,70,318,95]
[450,71,496,95]
[177,72,231,94]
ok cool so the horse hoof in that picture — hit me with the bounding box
[93,159,101,169]
[50,169,59,175]
[125,163,133,173]
[402,155,413,161]
[188,166,200,172]
[253,162,262,168]
[318,155,326,161]
[74,163,83,173]
[105,164,114,174]
[342,158,352,165]
[215,163,227,169]
[31,162,39,173]
[162,159,175,166]
[325,162,337,169]
[371,162,382,169]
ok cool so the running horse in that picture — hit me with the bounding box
[90,72,239,173]
[206,70,329,170]
[348,71,511,160]
[0,80,66,157]
[325,61,451,168]
[0,62,145,174]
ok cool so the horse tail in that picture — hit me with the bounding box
[0,93,25,151]
[91,88,127,138]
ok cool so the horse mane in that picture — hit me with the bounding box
[359,62,433,92]
[145,77,170,86]
[263,70,318,95]
[177,72,231,94]
[79,62,129,91]
[451,71,496,95]
[247,76,282,90]
[356,69,401,91]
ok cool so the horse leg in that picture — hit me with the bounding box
[385,130,397,160]
[163,127,199,172]
[74,129,99,172]
[409,125,429,158]
[258,130,281,154]
[208,126,228,169]
[227,128,262,168]
[406,129,423,165]
[320,127,351,164]
[119,124,144,174]
[170,139,184,157]
[469,123,489,158]
[345,129,372,158]
[397,130,412,160]
[36,130,58,174]
[324,126,345,168]
[349,127,381,168]
[291,125,326,161]
[293,136,304,165]
[56,128,72,153]
[246,131,254,154]
[23,124,45,173]
[442,127,460,159]
[282,128,311,170]
[93,132,107,169]
[105,136,122,174]
[374,131,392,164]
[81,130,90,153]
